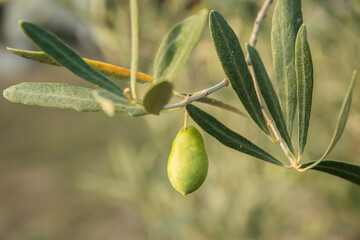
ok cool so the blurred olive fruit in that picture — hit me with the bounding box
[168,125,208,195]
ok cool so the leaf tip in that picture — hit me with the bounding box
[18,21,39,40]
[18,20,28,31]
[2,85,15,102]
[18,20,30,37]
[209,9,217,15]
[209,10,222,23]
[6,47,21,58]
[352,70,357,79]
[349,70,357,89]
[297,23,307,36]
[2,89,9,100]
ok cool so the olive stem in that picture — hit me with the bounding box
[249,67,296,168]
[246,0,273,64]
[130,0,139,99]
[184,110,189,130]
[171,89,248,117]
[246,0,296,168]
[163,78,229,110]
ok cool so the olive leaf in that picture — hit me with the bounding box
[186,104,284,167]
[152,9,208,81]
[271,0,303,135]
[300,160,360,186]
[209,11,270,136]
[295,24,313,158]
[143,9,208,115]
[320,71,357,159]
[247,44,294,155]
[3,82,146,116]
[299,71,357,172]
[7,48,153,83]
[19,21,125,98]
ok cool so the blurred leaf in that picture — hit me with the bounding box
[247,44,294,155]
[19,21,125,98]
[300,160,360,186]
[7,48,153,83]
[143,79,173,115]
[320,71,357,159]
[186,104,284,167]
[209,11,270,136]
[143,9,208,114]
[153,8,208,81]
[93,91,116,117]
[3,82,146,116]
[295,24,313,158]
[271,0,303,135]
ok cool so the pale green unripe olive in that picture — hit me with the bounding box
[168,125,208,195]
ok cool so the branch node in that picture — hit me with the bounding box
[185,94,191,104]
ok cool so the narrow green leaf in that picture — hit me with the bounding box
[321,71,357,159]
[19,21,125,98]
[143,9,208,114]
[3,82,146,116]
[7,48,153,83]
[300,160,360,186]
[153,9,208,81]
[247,44,294,155]
[297,72,357,172]
[8,48,59,65]
[186,104,284,167]
[271,0,303,135]
[209,11,270,136]
[295,24,313,157]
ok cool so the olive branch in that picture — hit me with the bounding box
[3,0,360,187]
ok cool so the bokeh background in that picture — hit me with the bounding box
[1,0,360,239]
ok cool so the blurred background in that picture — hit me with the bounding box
[1,0,360,239]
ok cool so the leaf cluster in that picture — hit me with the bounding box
[2,0,360,186]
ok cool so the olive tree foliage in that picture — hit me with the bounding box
[3,0,360,194]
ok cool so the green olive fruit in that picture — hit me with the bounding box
[168,125,208,196]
